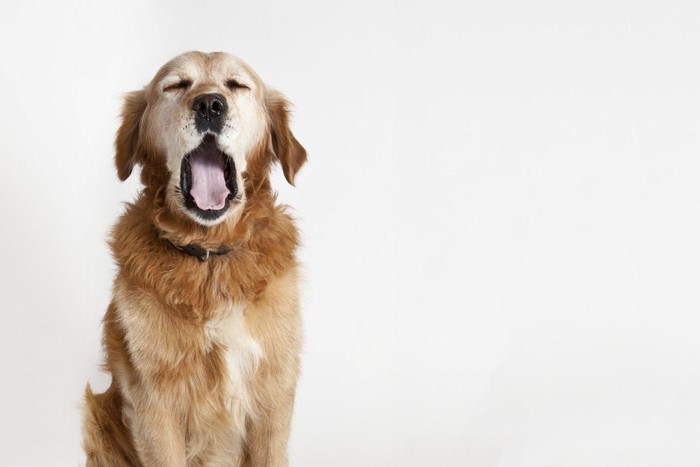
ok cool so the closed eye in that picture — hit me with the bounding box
[163,80,192,92]
[226,79,249,91]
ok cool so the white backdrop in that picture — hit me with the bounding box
[1,1,699,466]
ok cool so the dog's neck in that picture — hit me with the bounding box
[149,181,274,263]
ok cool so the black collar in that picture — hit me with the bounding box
[169,241,232,262]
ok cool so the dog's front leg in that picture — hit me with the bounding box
[129,393,186,467]
[242,268,302,467]
[244,380,297,467]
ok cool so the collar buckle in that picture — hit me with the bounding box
[176,242,231,262]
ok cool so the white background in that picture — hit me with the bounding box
[1,1,699,466]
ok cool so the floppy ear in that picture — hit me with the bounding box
[266,90,307,185]
[114,90,147,181]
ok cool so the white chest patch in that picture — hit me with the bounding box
[204,302,263,430]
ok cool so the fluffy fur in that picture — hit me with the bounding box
[82,51,307,466]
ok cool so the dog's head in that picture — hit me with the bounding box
[115,51,306,226]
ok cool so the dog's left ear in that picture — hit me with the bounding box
[266,90,307,185]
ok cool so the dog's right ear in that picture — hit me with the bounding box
[114,90,147,181]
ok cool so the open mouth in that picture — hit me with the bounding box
[180,135,238,221]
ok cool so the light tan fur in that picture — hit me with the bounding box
[82,51,307,467]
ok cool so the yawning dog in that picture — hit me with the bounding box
[82,51,307,466]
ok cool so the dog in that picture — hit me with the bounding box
[82,51,307,466]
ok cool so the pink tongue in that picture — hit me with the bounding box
[189,154,229,210]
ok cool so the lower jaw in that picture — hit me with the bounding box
[179,198,234,226]
[180,193,249,227]
[184,197,230,220]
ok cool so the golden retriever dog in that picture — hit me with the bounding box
[82,51,307,466]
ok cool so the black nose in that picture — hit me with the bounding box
[191,93,228,133]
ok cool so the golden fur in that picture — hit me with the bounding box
[82,52,307,466]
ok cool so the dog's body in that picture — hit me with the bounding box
[82,52,306,466]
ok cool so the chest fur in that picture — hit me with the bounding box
[204,303,263,419]
[115,287,263,418]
